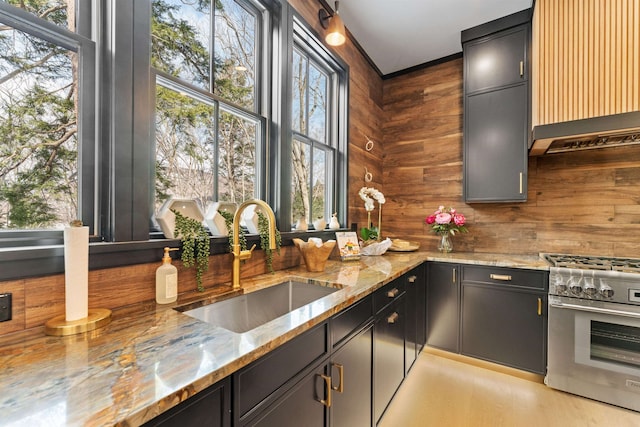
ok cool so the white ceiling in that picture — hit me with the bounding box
[337,0,533,75]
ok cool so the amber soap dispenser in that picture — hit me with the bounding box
[156,247,179,304]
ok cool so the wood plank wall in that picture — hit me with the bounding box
[382,58,640,257]
[532,0,640,126]
[0,0,385,336]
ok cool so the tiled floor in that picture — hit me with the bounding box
[378,350,640,427]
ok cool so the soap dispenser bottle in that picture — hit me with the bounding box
[156,247,179,304]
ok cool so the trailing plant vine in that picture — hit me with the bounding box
[257,211,282,273]
[172,209,210,292]
[218,210,246,252]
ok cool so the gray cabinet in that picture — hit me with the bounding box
[234,323,330,425]
[374,299,405,424]
[142,377,231,427]
[464,26,528,92]
[405,265,426,374]
[426,261,548,375]
[246,363,328,427]
[238,294,375,427]
[373,279,407,424]
[426,262,460,353]
[330,324,374,427]
[460,265,548,374]
[462,11,531,202]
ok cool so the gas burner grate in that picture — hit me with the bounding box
[543,253,640,272]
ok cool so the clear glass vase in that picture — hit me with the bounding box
[438,232,453,253]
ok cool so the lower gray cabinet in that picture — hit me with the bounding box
[426,261,548,375]
[405,265,427,374]
[330,324,373,426]
[460,265,547,374]
[142,377,231,427]
[246,363,328,427]
[426,262,460,353]
[374,298,406,424]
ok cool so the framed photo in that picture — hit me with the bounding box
[335,231,361,261]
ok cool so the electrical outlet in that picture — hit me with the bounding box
[0,293,11,322]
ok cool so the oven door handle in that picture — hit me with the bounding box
[549,301,640,319]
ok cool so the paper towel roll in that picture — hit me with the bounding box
[64,224,89,321]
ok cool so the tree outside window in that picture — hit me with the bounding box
[0,0,85,230]
[291,44,335,228]
[151,0,263,216]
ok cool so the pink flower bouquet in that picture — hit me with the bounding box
[425,206,469,235]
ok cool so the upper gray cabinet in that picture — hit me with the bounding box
[464,27,528,93]
[462,10,531,203]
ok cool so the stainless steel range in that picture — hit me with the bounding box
[543,253,640,412]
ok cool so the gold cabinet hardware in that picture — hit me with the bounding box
[387,288,400,298]
[387,312,399,324]
[331,363,344,393]
[490,274,512,281]
[519,172,523,194]
[452,268,456,284]
[317,374,332,407]
[537,298,542,316]
[520,60,524,77]
[408,275,417,283]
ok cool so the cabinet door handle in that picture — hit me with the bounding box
[537,298,542,316]
[387,288,400,298]
[519,172,523,194]
[331,363,344,393]
[387,312,399,324]
[520,60,524,77]
[317,374,332,407]
[490,274,512,281]
[452,268,456,284]
[408,275,417,283]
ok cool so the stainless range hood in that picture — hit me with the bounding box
[529,111,640,156]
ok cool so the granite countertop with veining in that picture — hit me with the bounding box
[0,251,548,426]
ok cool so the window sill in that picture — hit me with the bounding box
[0,230,346,282]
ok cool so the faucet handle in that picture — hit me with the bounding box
[238,244,257,260]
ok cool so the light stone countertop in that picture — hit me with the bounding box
[0,251,548,426]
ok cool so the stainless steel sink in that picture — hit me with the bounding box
[180,280,340,333]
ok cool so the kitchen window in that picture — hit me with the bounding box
[0,1,349,280]
[151,0,268,215]
[0,1,96,235]
[286,18,347,229]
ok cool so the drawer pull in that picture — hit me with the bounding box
[408,275,417,283]
[452,268,456,283]
[331,363,344,393]
[520,60,524,77]
[387,288,400,298]
[317,374,332,407]
[537,298,542,316]
[490,274,512,281]
[387,312,399,324]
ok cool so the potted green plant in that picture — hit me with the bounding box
[172,209,210,292]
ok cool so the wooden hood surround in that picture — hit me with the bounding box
[529,0,640,155]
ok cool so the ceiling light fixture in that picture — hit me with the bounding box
[319,1,346,47]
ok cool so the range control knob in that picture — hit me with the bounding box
[599,280,614,298]
[568,277,583,295]
[552,275,567,293]
[583,278,597,296]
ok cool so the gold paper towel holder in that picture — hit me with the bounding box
[45,308,112,336]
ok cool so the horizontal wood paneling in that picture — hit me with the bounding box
[383,58,640,257]
[532,0,640,126]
